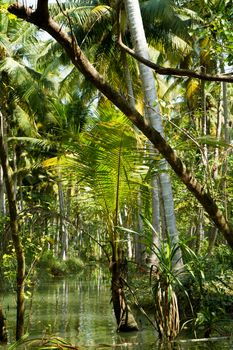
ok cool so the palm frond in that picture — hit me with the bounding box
[13,106,39,137]
[8,136,59,152]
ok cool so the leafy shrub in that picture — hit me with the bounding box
[65,256,84,273]
[214,244,233,268]
[38,251,55,270]
[38,251,84,276]
[49,260,67,277]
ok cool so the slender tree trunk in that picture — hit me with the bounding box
[212,95,222,180]
[195,208,204,254]
[0,111,25,340]
[207,226,218,256]
[135,193,145,266]
[208,90,221,252]
[201,67,208,167]
[0,115,6,259]
[221,72,229,218]
[58,179,68,260]
[121,50,135,109]
[151,175,160,264]
[0,167,5,215]
[122,48,146,264]
[0,115,6,216]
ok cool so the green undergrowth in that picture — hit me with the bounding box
[125,244,233,338]
[37,251,85,277]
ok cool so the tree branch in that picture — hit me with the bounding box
[117,37,233,83]
[7,3,233,248]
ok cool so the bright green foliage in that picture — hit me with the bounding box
[180,243,233,337]
[150,240,182,339]
[0,0,233,343]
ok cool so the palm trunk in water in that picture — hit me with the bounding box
[110,247,138,331]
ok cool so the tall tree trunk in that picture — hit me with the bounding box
[58,179,68,260]
[212,94,222,180]
[150,175,161,264]
[207,226,218,256]
[221,69,229,218]
[0,167,5,215]
[208,88,221,252]
[135,193,145,266]
[123,0,182,267]
[121,48,146,264]
[195,208,204,254]
[0,111,25,340]
[201,67,208,167]
[151,178,161,240]
[121,50,135,109]
[0,114,6,216]
[121,1,161,259]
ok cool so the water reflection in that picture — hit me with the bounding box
[0,268,233,349]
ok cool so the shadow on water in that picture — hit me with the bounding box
[0,267,233,349]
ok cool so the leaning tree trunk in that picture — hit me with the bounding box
[0,111,25,340]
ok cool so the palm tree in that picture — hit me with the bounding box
[40,101,147,330]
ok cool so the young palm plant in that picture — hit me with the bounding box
[75,108,146,331]
[150,240,182,340]
[40,100,148,330]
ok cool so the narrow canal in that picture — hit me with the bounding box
[0,268,233,349]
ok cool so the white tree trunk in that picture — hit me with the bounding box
[219,60,229,220]
[122,49,147,263]
[123,0,181,266]
[58,179,68,260]
[151,174,160,263]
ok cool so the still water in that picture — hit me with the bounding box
[0,268,233,349]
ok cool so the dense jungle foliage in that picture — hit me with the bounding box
[0,0,233,347]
